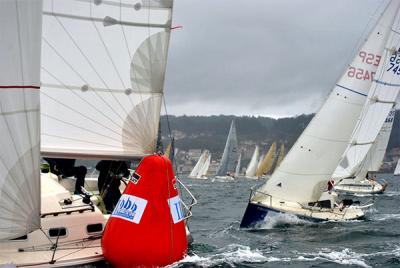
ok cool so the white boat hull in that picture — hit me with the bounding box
[0,173,107,267]
[335,179,387,194]
[241,192,366,228]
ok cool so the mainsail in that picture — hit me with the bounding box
[0,0,42,239]
[40,0,174,160]
[198,151,211,178]
[235,151,242,177]
[215,120,239,176]
[189,150,207,178]
[258,1,400,203]
[245,145,259,177]
[255,142,276,177]
[394,158,400,175]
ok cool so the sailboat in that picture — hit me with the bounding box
[235,151,243,177]
[276,143,285,168]
[334,107,396,194]
[0,0,194,266]
[394,158,400,176]
[255,142,277,178]
[245,145,259,179]
[215,119,239,180]
[241,0,400,227]
[189,150,211,179]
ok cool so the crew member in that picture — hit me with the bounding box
[96,160,129,212]
[44,158,87,195]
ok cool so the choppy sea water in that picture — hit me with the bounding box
[95,174,400,267]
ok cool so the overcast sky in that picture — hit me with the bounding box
[163,0,389,118]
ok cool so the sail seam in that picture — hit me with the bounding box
[373,79,400,87]
[335,84,367,97]
[0,85,40,89]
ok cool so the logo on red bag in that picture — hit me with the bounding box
[112,194,147,224]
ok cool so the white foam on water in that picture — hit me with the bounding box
[256,212,310,229]
[383,191,400,197]
[308,248,370,268]
[169,244,270,267]
[372,213,400,221]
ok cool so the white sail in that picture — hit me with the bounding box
[235,151,242,177]
[334,106,395,179]
[258,1,400,204]
[215,120,239,176]
[40,0,174,160]
[365,107,395,171]
[245,145,259,177]
[189,150,207,178]
[0,0,42,240]
[198,151,211,178]
[337,13,400,178]
[394,158,400,175]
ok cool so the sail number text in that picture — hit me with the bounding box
[387,47,400,75]
[347,51,381,81]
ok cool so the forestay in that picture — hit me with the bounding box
[216,120,239,176]
[258,1,400,203]
[0,0,42,239]
[41,0,174,160]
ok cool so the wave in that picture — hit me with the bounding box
[168,244,268,267]
[371,213,400,221]
[255,212,311,229]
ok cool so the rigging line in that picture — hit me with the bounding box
[51,14,126,123]
[120,0,132,60]
[41,65,127,132]
[88,4,136,116]
[42,133,121,148]
[88,4,127,91]
[42,112,121,144]
[0,108,34,206]
[41,68,133,141]
[116,0,136,110]
[40,91,126,141]
[15,0,37,200]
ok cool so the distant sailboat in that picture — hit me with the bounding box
[245,145,259,178]
[276,143,285,168]
[189,150,211,179]
[215,120,239,180]
[334,107,396,194]
[394,158,400,176]
[235,151,243,177]
[241,0,400,227]
[255,142,277,177]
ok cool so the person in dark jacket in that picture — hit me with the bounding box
[96,160,129,213]
[44,158,87,195]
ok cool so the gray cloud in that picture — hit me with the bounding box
[163,0,388,117]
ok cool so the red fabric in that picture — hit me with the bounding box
[102,154,188,267]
